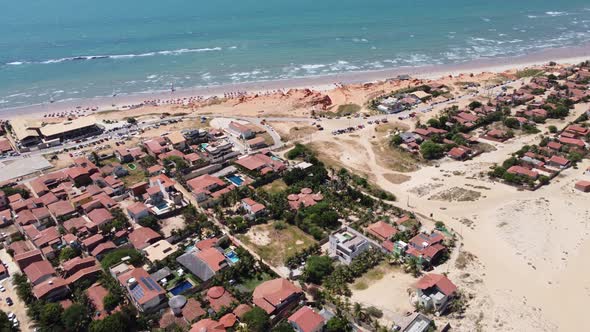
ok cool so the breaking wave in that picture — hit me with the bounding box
[3,47,224,66]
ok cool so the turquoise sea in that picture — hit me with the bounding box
[1,0,589,109]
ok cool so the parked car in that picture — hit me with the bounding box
[6,297,13,305]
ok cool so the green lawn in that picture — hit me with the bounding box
[262,179,288,194]
[238,222,317,267]
[122,164,148,187]
[240,272,274,291]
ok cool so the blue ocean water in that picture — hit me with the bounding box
[1,0,589,109]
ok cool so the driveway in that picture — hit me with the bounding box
[0,249,34,331]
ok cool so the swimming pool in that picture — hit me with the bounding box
[169,280,193,295]
[225,250,239,264]
[226,174,244,186]
[185,244,195,252]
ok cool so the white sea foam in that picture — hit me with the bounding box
[5,46,224,66]
[527,15,537,19]
[546,11,567,17]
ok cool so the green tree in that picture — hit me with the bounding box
[0,311,16,331]
[103,293,122,312]
[39,303,64,331]
[138,215,161,231]
[548,125,557,133]
[62,303,91,332]
[390,134,403,146]
[271,320,295,332]
[59,246,80,262]
[420,140,444,160]
[303,255,334,284]
[242,307,270,332]
[503,117,520,129]
[89,312,128,332]
[326,315,352,332]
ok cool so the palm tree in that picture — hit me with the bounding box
[404,256,422,277]
[388,251,403,265]
[352,302,363,323]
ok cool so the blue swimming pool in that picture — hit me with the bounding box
[226,174,244,186]
[225,250,239,264]
[169,280,193,295]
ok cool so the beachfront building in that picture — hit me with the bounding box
[10,117,102,148]
[227,121,254,139]
[329,227,373,265]
[414,273,457,314]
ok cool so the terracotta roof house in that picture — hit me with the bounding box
[87,208,114,228]
[547,141,562,151]
[228,121,254,139]
[548,155,571,169]
[23,260,56,285]
[575,180,590,192]
[219,313,237,328]
[127,202,151,222]
[47,200,77,221]
[14,249,44,270]
[62,256,98,277]
[447,147,469,160]
[366,221,398,241]
[129,227,162,250]
[91,241,117,259]
[176,247,228,281]
[288,306,325,332]
[31,226,62,249]
[65,265,103,286]
[8,240,32,256]
[287,188,323,210]
[0,209,12,227]
[559,137,586,149]
[87,283,114,320]
[117,267,166,312]
[414,273,457,313]
[233,304,252,319]
[82,234,106,252]
[159,296,206,329]
[507,165,539,179]
[147,165,165,176]
[63,216,97,236]
[234,153,285,174]
[241,198,266,216]
[252,278,303,315]
[406,232,446,266]
[190,318,226,332]
[33,277,70,302]
[206,286,236,313]
[186,174,232,205]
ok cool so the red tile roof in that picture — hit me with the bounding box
[190,319,225,332]
[87,208,113,227]
[33,277,69,299]
[288,306,325,332]
[23,260,56,284]
[196,248,226,272]
[415,273,457,296]
[206,286,236,313]
[367,221,398,241]
[128,227,162,250]
[252,278,302,314]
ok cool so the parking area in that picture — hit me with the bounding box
[0,249,34,331]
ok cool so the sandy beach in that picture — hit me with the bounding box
[2,44,590,121]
